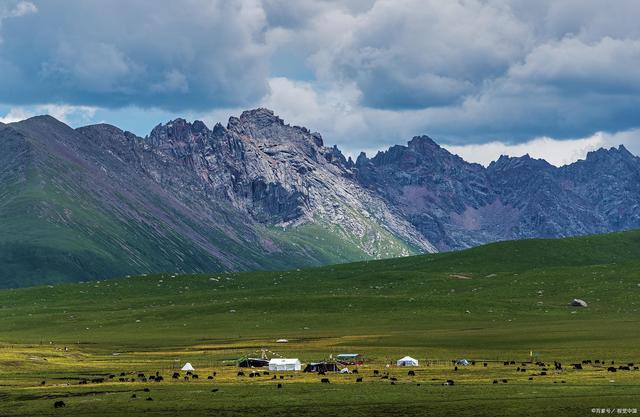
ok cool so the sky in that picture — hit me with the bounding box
[0,0,639,166]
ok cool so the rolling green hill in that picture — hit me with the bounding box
[1,230,639,356]
[1,231,639,416]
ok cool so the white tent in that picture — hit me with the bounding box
[339,367,351,374]
[181,362,195,371]
[397,356,419,366]
[268,358,301,371]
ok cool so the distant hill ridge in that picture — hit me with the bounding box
[1,108,639,287]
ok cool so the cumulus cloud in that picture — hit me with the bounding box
[444,129,640,167]
[0,104,96,124]
[316,0,531,109]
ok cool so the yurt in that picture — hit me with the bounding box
[396,356,419,366]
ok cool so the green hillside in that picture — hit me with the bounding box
[0,231,639,416]
[1,229,639,353]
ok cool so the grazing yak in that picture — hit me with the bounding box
[356,377,363,382]
[321,378,330,384]
[53,401,66,408]
[407,370,415,376]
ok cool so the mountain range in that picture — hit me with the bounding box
[1,108,638,287]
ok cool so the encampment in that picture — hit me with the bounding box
[397,356,419,366]
[268,358,301,371]
[181,362,195,371]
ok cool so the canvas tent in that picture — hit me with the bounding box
[303,362,339,373]
[181,362,195,371]
[397,356,419,366]
[455,359,470,366]
[238,358,269,368]
[268,358,301,371]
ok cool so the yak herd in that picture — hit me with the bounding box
[48,358,639,409]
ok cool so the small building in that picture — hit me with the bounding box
[268,358,301,371]
[238,358,270,368]
[397,356,419,366]
[181,362,195,371]
[303,362,339,373]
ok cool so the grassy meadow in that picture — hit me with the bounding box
[0,231,639,416]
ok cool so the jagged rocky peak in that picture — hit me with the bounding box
[226,108,325,151]
[584,144,636,163]
[238,107,284,128]
[407,135,440,151]
[149,117,212,143]
[488,153,554,172]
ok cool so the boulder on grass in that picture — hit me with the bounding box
[570,299,588,307]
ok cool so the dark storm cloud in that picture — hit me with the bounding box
[0,0,270,111]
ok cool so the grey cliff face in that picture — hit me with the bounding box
[100,108,436,255]
[356,136,640,250]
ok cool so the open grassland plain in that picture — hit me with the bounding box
[1,231,640,416]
